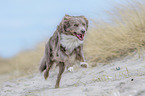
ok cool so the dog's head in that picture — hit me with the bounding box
[60,14,88,41]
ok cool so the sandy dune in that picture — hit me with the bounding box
[0,54,145,96]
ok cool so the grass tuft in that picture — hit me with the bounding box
[84,1,145,66]
[0,43,45,78]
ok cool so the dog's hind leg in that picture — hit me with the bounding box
[44,61,53,80]
[55,62,65,88]
[43,41,54,80]
[39,56,46,72]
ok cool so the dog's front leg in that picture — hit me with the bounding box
[66,60,74,72]
[76,45,88,68]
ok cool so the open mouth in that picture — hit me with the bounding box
[74,33,84,41]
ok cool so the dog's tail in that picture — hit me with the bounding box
[39,56,46,72]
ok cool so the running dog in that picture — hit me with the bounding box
[39,14,89,88]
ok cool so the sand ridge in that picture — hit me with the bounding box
[0,54,145,96]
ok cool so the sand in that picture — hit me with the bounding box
[0,54,145,96]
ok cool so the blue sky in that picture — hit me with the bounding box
[0,0,124,58]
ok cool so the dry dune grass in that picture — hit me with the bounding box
[0,1,145,77]
[84,1,145,66]
[0,43,45,78]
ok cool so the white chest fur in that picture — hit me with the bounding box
[60,33,83,53]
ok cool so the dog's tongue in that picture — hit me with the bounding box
[77,34,84,40]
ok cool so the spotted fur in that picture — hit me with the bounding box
[39,14,89,88]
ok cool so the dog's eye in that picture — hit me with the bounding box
[82,23,85,26]
[74,24,79,27]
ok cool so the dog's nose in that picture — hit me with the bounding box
[81,30,85,34]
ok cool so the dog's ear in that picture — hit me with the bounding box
[61,14,71,32]
[64,14,71,20]
[80,16,88,31]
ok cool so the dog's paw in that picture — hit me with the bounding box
[55,85,59,88]
[44,71,49,80]
[68,67,74,72]
[80,62,88,68]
